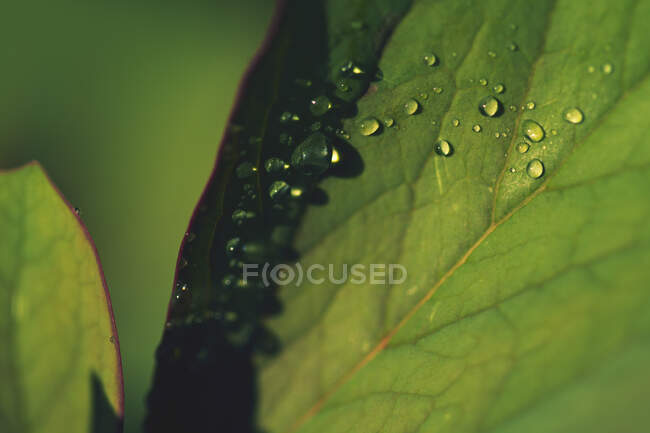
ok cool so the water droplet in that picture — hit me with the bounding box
[74,207,81,215]
[509,167,517,173]
[509,105,517,112]
[526,101,536,110]
[265,157,287,174]
[522,119,545,142]
[488,50,497,58]
[269,180,290,200]
[434,139,454,157]
[420,92,429,100]
[526,159,545,179]
[226,237,241,256]
[602,63,613,74]
[279,133,294,146]
[336,79,350,92]
[564,107,584,124]
[384,117,395,127]
[309,96,332,116]
[452,119,460,127]
[236,162,257,179]
[495,132,501,138]
[551,129,558,136]
[424,53,438,66]
[493,83,505,94]
[479,78,488,86]
[473,124,482,133]
[291,132,332,175]
[232,209,256,225]
[479,96,501,117]
[508,42,518,51]
[290,186,305,198]
[433,87,443,94]
[336,128,351,140]
[295,78,312,88]
[404,98,420,115]
[587,65,595,73]
[359,117,380,136]
[517,142,530,153]
[431,120,437,126]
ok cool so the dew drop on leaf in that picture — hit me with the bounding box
[404,98,420,115]
[508,42,518,51]
[290,132,333,175]
[309,96,332,116]
[602,63,613,74]
[478,96,501,117]
[434,139,453,157]
[564,107,584,124]
[522,119,545,142]
[423,53,438,66]
[452,119,460,127]
[226,237,241,256]
[517,142,530,153]
[269,180,290,200]
[384,117,395,127]
[526,101,536,110]
[493,83,505,94]
[264,157,287,174]
[479,78,488,86]
[236,162,257,179]
[526,159,545,179]
[473,124,482,133]
[359,117,380,136]
[433,87,443,94]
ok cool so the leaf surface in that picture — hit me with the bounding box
[0,163,123,433]
[151,0,650,432]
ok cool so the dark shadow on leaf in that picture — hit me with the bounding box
[91,372,122,433]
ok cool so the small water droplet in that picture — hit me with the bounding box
[602,63,613,74]
[551,129,558,136]
[479,78,488,86]
[331,148,341,164]
[404,98,420,115]
[420,92,429,100]
[359,117,380,136]
[517,142,530,153]
[424,53,438,66]
[336,79,350,92]
[509,23,518,31]
[309,96,332,116]
[434,139,453,157]
[587,65,595,73]
[265,157,287,174]
[522,119,545,142]
[526,101,536,110]
[508,42,518,51]
[509,105,517,112]
[473,124,482,133]
[564,107,584,124]
[493,83,505,94]
[226,237,241,256]
[479,96,501,117]
[269,180,290,200]
[495,132,501,138]
[236,162,257,179]
[488,50,497,58]
[509,167,517,173]
[384,117,395,127]
[433,87,443,94]
[336,128,351,140]
[452,119,460,127]
[526,159,545,179]
[291,132,332,175]
[232,208,256,225]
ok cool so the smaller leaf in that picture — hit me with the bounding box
[0,162,123,433]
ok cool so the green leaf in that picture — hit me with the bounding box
[150,0,650,432]
[0,163,123,433]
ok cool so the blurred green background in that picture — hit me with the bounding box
[0,1,273,432]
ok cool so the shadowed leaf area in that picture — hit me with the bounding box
[0,164,123,433]
[147,0,650,432]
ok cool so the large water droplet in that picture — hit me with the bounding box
[522,119,545,142]
[423,53,438,66]
[526,159,545,179]
[564,107,584,124]
[479,96,501,117]
[404,98,420,115]
[309,96,332,116]
[291,132,332,176]
[359,117,380,136]
[434,139,453,157]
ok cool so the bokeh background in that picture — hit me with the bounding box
[0,1,274,432]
